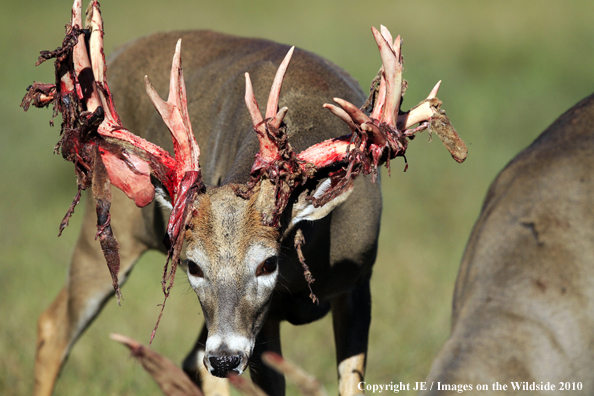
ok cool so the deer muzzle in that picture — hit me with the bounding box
[203,334,251,377]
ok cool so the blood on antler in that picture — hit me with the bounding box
[240,47,317,227]
[21,0,203,309]
[298,26,467,207]
[241,25,467,218]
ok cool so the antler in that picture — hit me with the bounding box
[240,47,315,227]
[21,0,203,307]
[244,46,294,170]
[143,39,205,344]
[239,25,467,224]
[297,25,467,206]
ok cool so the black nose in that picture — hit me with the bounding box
[208,354,242,378]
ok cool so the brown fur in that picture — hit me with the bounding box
[185,185,280,265]
[421,93,594,395]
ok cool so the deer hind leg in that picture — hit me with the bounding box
[33,189,151,396]
[332,274,372,396]
[183,324,230,396]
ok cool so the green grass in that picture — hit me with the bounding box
[2,0,594,395]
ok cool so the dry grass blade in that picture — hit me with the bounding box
[110,334,331,396]
[262,352,328,396]
[110,333,203,396]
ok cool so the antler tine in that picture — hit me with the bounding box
[71,0,101,112]
[228,374,269,396]
[244,71,279,163]
[244,46,294,134]
[71,0,82,26]
[143,39,205,343]
[367,25,397,122]
[110,334,204,396]
[144,39,200,186]
[88,0,122,127]
[243,47,295,166]
[427,80,441,100]
[266,46,295,121]
[244,72,264,132]
[168,40,194,142]
[88,1,104,85]
[393,34,402,60]
[323,103,358,132]
[332,97,372,125]
[371,26,402,127]
[398,81,443,129]
[370,70,387,120]
[271,106,289,130]
[380,25,394,51]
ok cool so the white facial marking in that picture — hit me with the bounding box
[185,249,208,296]
[245,244,278,301]
[246,243,277,273]
[205,333,252,355]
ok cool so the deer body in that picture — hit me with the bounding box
[421,93,594,394]
[35,30,381,396]
[29,2,465,393]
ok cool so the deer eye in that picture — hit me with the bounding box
[187,260,203,278]
[256,256,278,277]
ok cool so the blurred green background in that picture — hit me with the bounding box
[2,1,593,395]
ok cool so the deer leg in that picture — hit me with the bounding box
[331,274,371,396]
[250,319,285,396]
[34,189,150,396]
[183,324,230,396]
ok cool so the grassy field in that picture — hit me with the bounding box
[2,1,594,395]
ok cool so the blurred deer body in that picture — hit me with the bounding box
[421,93,594,394]
[35,30,380,396]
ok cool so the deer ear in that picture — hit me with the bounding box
[290,178,354,227]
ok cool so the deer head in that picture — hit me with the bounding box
[22,0,466,379]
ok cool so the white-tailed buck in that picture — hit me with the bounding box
[421,93,594,395]
[22,1,466,395]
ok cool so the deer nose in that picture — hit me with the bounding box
[206,351,245,378]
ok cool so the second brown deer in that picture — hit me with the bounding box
[420,94,594,394]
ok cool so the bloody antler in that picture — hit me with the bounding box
[21,0,203,308]
[241,25,467,220]
[240,47,316,227]
[298,26,467,206]
[245,46,294,170]
[144,40,205,343]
